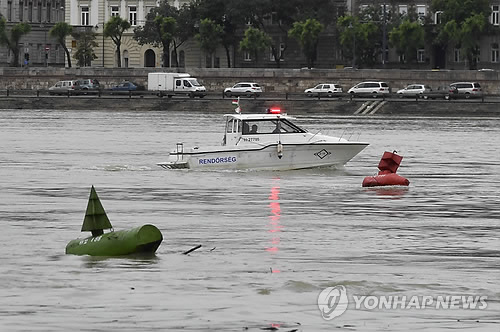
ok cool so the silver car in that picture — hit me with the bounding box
[48,80,79,95]
[224,82,262,97]
[449,82,483,98]
[304,83,342,97]
[397,84,432,98]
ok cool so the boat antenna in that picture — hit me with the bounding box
[233,97,241,113]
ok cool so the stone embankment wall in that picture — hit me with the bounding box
[0,67,499,94]
[1,96,499,117]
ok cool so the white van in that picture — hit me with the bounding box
[147,72,206,98]
[348,81,391,96]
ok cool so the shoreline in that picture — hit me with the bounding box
[1,95,500,117]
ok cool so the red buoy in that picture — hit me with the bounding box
[362,151,410,187]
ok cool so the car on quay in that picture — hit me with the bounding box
[74,79,101,94]
[48,80,79,95]
[109,81,145,94]
[224,82,262,98]
[396,84,432,98]
[304,83,342,97]
[449,82,483,99]
[421,85,459,100]
[348,81,391,97]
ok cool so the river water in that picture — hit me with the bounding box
[0,108,499,331]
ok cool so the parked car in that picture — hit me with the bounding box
[449,82,483,98]
[110,81,145,93]
[74,79,101,94]
[396,84,432,98]
[224,82,262,97]
[421,85,459,100]
[48,80,79,95]
[304,83,342,97]
[348,81,391,97]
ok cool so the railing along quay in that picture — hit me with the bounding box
[0,89,498,103]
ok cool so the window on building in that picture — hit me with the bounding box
[474,49,481,64]
[244,51,251,61]
[270,43,285,62]
[28,2,33,21]
[19,1,24,21]
[398,53,406,63]
[129,6,137,26]
[111,6,119,17]
[454,48,460,62]
[81,6,89,25]
[417,5,426,23]
[434,11,442,24]
[47,1,51,22]
[7,1,12,21]
[271,12,278,25]
[399,5,407,16]
[492,43,499,63]
[417,49,425,63]
[492,5,499,26]
[37,2,42,22]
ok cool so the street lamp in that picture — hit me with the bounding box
[349,22,356,68]
[382,3,387,67]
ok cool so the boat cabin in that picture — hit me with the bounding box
[223,113,307,146]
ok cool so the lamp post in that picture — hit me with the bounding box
[349,22,356,68]
[382,3,387,67]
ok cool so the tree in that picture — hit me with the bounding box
[337,15,380,67]
[430,0,491,69]
[389,19,425,64]
[288,19,324,69]
[196,18,223,66]
[49,22,73,68]
[195,0,245,68]
[239,27,271,63]
[104,16,131,68]
[134,2,177,67]
[460,14,488,69]
[0,18,32,67]
[72,28,98,67]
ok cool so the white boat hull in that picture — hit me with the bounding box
[158,142,368,171]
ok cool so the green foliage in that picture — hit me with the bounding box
[104,16,131,67]
[288,19,324,68]
[72,29,98,67]
[196,18,223,56]
[239,27,271,62]
[431,0,491,69]
[49,22,73,68]
[389,19,425,63]
[0,18,32,66]
[337,16,380,67]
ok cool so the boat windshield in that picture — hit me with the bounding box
[242,119,306,135]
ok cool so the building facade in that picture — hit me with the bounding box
[0,0,67,66]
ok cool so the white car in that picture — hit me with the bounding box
[224,82,262,97]
[396,84,431,98]
[348,81,391,96]
[304,83,342,97]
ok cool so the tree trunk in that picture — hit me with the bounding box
[12,48,20,67]
[224,45,231,68]
[163,44,170,67]
[62,44,72,68]
[117,43,121,68]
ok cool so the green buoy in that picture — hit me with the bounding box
[65,186,163,256]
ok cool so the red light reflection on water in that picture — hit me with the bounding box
[266,177,282,274]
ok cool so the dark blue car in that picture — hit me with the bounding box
[110,81,145,94]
